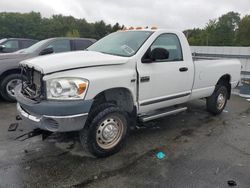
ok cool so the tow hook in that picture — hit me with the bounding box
[16,115,22,121]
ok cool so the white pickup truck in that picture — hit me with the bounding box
[16,29,241,157]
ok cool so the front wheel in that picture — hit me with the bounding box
[79,104,128,157]
[0,74,22,102]
[206,85,228,115]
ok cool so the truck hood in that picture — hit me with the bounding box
[0,52,30,60]
[21,51,129,74]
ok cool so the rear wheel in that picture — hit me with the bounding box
[79,103,128,157]
[206,85,228,115]
[0,74,22,102]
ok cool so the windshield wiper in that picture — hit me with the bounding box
[98,51,128,57]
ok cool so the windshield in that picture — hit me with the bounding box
[19,39,50,53]
[87,31,153,57]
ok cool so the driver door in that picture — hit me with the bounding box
[137,33,193,113]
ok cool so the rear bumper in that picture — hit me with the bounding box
[15,85,93,132]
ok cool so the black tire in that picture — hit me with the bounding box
[206,85,228,115]
[0,74,22,102]
[79,103,128,158]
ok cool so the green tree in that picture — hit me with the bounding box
[184,28,206,45]
[93,20,110,39]
[215,11,240,45]
[237,15,250,46]
[204,19,217,46]
[0,12,43,39]
[0,12,123,40]
[66,29,80,37]
[185,11,242,46]
[112,22,123,32]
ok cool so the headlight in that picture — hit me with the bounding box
[46,78,89,100]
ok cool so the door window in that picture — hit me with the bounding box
[74,40,93,50]
[21,40,36,48]
[3,40,19,52]
[46,39,71,53]
[149,33,183,62]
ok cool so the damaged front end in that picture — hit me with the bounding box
[12,65,92,134]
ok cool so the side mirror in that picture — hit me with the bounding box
[150,48,169,61]
[141,48,169,63]
[39,47,54,55]
[0,45,6,51]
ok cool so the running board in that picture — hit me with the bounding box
[140,107,187,122]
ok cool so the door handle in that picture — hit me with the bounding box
[179,67,188,72]
[140,76,150,82]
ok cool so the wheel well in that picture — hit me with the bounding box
[0,69,21,83]
[91,88,135,114]
[216,74,231,99]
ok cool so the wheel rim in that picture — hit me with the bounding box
[217,93,226,110]
[96,116,124,149]
[6,79,21,98]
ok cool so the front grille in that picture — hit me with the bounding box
[21,65,44,101]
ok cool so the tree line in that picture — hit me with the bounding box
[0,12,123,40]
[1,11,250,46]
[184,11,250,46]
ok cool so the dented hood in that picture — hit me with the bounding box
[20,51,129,74]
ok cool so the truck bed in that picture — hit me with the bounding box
[190,58,241,100]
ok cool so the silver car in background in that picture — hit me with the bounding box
[0,38,38,53]
[0,37,96,102]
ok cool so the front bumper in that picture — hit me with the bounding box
[17,103,89,132]
[15,85,93,132]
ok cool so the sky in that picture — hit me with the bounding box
[0,0,250,30]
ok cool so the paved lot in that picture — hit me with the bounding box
[0,95,250,188]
